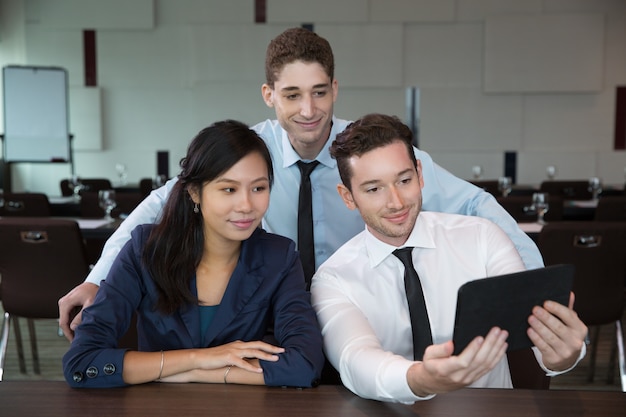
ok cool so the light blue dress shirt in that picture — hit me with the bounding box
[85,117,543,285]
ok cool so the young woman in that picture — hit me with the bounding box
[63,120,324,388]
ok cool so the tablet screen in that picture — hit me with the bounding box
[451,264,574,355]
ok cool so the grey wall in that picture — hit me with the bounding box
[1,0,625,195]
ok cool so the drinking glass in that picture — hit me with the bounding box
[498,176,512,197]
[532,192,549,225]
[588,177,602,200]
[68,176,84,201]
[472,165,483,180]
[115,163,128,186]
[98,189,117,221]
[546,166,557,180]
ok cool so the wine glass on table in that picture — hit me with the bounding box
[531,192,549,225]
[98,189,117,222]
[68,176,84,201]
[498,176,512,198]
[588,177,602,200]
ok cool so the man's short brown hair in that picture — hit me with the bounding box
[265,27,334,88]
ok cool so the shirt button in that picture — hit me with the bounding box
[86,366,98,378]
[72,371,84,383]
[103,363,116,375]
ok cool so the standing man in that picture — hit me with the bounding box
[311,113,587,402]
[59,28,542,340]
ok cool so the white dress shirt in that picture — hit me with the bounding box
[311,212,530,403]
[85,117,543,285]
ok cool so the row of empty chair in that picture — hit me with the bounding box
[471,180,626,200]
[496,195,626,223]
[59,178,156,199]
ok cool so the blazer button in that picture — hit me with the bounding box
[72,371,84,383]
[86,366,99,378]
[103,363,116,375]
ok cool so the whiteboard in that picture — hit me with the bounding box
[2,66,70,162]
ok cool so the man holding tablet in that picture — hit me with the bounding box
[310,113,588,403]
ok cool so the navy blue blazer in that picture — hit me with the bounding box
[63,225,324,388]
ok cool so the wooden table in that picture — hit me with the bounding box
[0,381,624,417]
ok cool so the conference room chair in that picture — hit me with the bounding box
[537,222,626,392]
[139,177,155,198]
[79,191,144,219]
[0,218,90,380]
[0,192,51,217]
[496,195,563,222]
[594,196,626,222]
[539,180,593,200]
[60,178,113,197]
[469,180,499,196]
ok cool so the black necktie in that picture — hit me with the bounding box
[392,247,433,361]
[296,160,320,289]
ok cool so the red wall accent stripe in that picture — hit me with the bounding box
[255,0,266,23]
[615,86,625,150]
[83,29,97,87]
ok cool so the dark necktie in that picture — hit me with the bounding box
[392,247,433,361]
[296,160,320,289]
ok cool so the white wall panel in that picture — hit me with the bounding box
[597,151,626,185]
[517,151,596,185]
[317,24,403,88]
[267,0,367,23]
[191,81,275,131]
[69,87,101,151]
[484,13,604,93]
[544,0,626,13]
[25,0,154,30]
[404,23,482,88]
[24,27,83,86]
[604,13,626,84]
[188,25,288,84]
[369,0,454,22]
[522,93,614,151]
[333,87,406,123]
[98,26,189,87]
[427,150,505,181]
[156,0,253,24]
[420,87,523,151]
[456,0,542,22]
[82,87,193,183]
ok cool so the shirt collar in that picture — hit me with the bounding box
[365,213,437,269]
[281,116,338,169]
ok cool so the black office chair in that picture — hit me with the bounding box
[0,218,90,380]
[0,193,51,217]
[60,178,113,197]
[79,191,143,219]
[594,196,626,222]
[139,178,155,198]
[537,222,626,392]
[539,180,592,200]
[497,195,563,222]
[469,180,499,197]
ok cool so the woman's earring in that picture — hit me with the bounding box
[193,203,199,214]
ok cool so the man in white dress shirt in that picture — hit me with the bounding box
[310,113,587,403]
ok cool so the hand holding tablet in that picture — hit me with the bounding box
[451,264,574,355]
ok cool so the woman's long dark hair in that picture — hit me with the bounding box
[142,120,274,314]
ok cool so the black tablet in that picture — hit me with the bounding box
[451,264,574,355]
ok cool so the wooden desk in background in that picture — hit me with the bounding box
[0,381,624,417]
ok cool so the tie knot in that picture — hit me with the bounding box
[297,160,320,178]
[392,247,415,265]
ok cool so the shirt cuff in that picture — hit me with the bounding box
[537,340,587,377]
